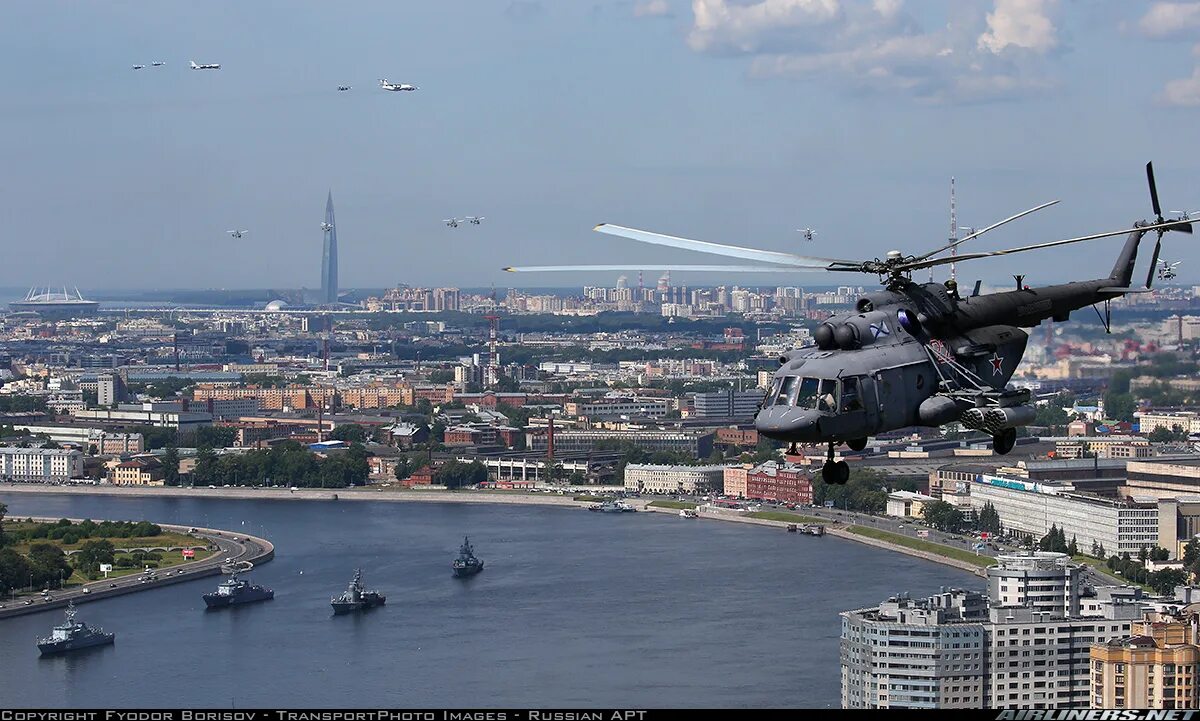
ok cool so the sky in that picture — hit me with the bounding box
[0,0,1198,292]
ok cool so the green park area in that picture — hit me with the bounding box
[845,525,994,568]
[746,510,826,524]
[0,507,214,597]
[648,500,698,510]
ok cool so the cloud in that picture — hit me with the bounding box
[1162,64,1200,106]
[688,0,842,54]
[686,0,1061,103]
[977,0,1058,54]
[1138,2,1200,40]
[634,0,673,18]
[1138,4,1200,107]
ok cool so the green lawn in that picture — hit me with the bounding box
[1071,554,1153,591]
[574,495,610,503]
[747,511,826,524]
[648,500,698,510]
[846,525,994,568]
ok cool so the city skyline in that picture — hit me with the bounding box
[0,2,1197,289]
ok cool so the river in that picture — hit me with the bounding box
[0,493,979,707]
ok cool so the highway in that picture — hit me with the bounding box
[0,520,273,620]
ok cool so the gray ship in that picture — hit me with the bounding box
[452,536,484,578]
[331,569,385,614]
[589,499,637,513]
[37,601,114,655]
[203,570,274,608]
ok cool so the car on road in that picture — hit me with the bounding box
[109,583,116,588]
[81,588,91,595]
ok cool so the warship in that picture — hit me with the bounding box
[589,499,637,513]
[37,601,114,655]
[203,570,274,608]
[330,568,386,614]
[452,536,484,578]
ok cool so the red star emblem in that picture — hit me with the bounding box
[990,353,1004,376]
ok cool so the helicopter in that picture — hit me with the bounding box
[504,163,1194,484]
[1158,259,1182,281]
[798,227,817,241]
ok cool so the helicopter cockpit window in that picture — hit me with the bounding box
[817,379,838,413]
[794,377,820,410]
[766,377,785,406]
[774,376,798,407]
[841,377,862,413]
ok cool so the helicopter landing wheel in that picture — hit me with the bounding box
[823,460,850,485]
[993,427,1017,455]
[846,437,868,452]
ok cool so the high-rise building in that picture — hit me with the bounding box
[1091,613,1200,709]
[691,389,767,419]
[320,190,339,306]
[841,552,1148,709]
[97,374,129,406]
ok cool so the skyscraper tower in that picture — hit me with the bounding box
[321,190,339,306]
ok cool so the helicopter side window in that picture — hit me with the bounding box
[817,379,838,413]
[774,376,797,406]
[794,377,819,409]
[841,377,862,413]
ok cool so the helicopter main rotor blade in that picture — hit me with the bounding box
[911,199,1060,262]
[1148,161,1163,220]
[594,224,857,268]
[899,217,1195,272]
[502,264,813,273]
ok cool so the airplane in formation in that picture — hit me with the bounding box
[379,79,418,92]
[151,61,165,67]
[190,61,220,70]
[226,230,249,239]
[337,86,352,92]
[132,65,145,70]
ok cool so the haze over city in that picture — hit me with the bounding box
[1,0,1198,290]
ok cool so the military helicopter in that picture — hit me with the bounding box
[1158,259,1182,281]
[505,163,1193,483]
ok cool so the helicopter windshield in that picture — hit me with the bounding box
[767,376,842,413]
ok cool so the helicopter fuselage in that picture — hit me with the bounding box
[755,224,1155,449]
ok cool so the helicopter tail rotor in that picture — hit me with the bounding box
[1146,162,1192,235]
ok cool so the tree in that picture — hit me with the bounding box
[162,447,180,486]
[393,455,412,481]
[0,501,6,547]
[193,446,219,486]
[27,544,72,588]
[195,426,237,449]
[1185,538,1200,567]
[921,501,964,533]
[1039,524,1069,554]
[0,547,33,595]
[433,460,488,489]
[73,539,115,578]
[1150,568,1189,595]
[1068,535,1079,557]
[1104,392,1136,423]
[331,424,367,443]
[977,502,1002,535]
